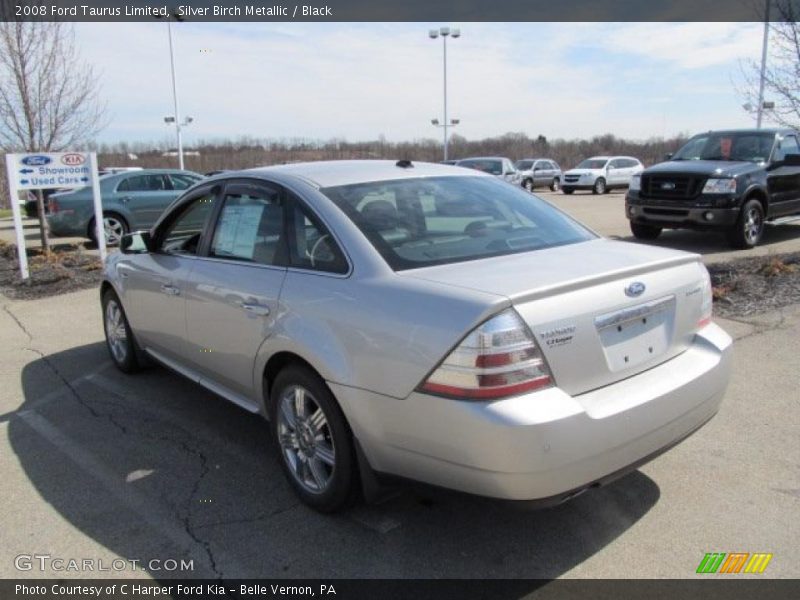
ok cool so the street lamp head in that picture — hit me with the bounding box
[164,116,175,123]
[451,28,461,38]
[428,29,439,39]
[450,118,460,125]
[431,119,440,125]
[440,26,450,37]
[185,116,194,124]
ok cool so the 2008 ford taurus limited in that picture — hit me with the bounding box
[101,160,732,512]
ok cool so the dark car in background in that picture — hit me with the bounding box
[626,128,800,248]
[46,168,203,244]
[514,158,563,192]
[456,157,522,186]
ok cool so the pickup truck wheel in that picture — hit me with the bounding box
[523,179,534,192]
[727,199,764,249]
[593,178,607,195]
[550,178,560,192]
[630,222,662,240]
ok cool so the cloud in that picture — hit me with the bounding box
[74,22,766,146]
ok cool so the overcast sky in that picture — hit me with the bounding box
[75,22,768,146]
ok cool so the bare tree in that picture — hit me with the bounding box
[0,19,106,251]
[739,0,800,128]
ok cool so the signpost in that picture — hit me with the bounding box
[4,151,105,280]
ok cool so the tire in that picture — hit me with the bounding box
[550,178,560,192]
[593,178,607,195]
[727,199,764,249]
[102,289,143,373]
[269,364,359,512]
[523,179,534,192]
[89,213,129,246]
[630,222,662,240]
[562,187,574,195]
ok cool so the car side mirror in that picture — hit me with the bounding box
[120,231,153,254]
[663,152,674,161]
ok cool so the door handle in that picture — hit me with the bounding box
[121,196,132,203]
[241,302,270,316]
[160,283,180,296]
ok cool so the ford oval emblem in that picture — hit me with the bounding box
[625,281,646,297]
[21,155,51,166]
[661,182,676,190]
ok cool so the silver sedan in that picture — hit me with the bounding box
[101,160,732,512]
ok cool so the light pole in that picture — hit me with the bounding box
[165,18,189,169]
[756,0,771,129]
[429,26,460,161]
[431,118,460,158]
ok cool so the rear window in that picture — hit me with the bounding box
[321,176,595,271]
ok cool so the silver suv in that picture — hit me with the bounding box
[514,158,562,192]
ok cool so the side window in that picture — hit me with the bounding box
[170,174,199,191]
[210,187,284,265]
[608,159,620,169]
[775,136,799,161]
[118,174,168,192]
[288,200,348,274]
[504,159,515,173]
[160,191,216,255]
[549,161,560,170]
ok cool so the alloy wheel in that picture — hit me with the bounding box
[744,206,763,245]
[277,385,336,494]
[105,299,128,363]
[104,216,126,245]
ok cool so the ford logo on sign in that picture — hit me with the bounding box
[660,182,676,190]
[625,281,646,297]
[21,155,51,166]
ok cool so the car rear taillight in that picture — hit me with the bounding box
[420,309,553,400]
[698,266,713,328]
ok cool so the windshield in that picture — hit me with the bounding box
[457,159,503,175]
[673,132,775,162]
[321,176,595,271]
[515,160,534,170]
[576,159,608,169]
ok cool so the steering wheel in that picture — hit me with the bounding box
[306,234,332,268]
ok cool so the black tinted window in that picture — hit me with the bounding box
[673,132,775,162]
[774,135,800,161]
[287,200,348,274]
[458,159,503,175]
[322,176,594,271]
[170,174,200,190]
[118,175,169,192]
[160,192,216,255]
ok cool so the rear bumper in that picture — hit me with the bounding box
[46,211,89,238]
[332,323,732,502]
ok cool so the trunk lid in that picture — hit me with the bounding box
[400,239,709,396]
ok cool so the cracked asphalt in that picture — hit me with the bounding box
[0,197,798,580]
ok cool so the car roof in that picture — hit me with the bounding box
[698,128,790,135]
[456,156,508,162]
[236,160,492,188]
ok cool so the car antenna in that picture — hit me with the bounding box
[396,159,414,168]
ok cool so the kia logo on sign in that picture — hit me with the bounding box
[20,155,51,166]
[61,153,85,166]
[625,281,646,297]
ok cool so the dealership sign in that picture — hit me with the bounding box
[14,152,93,190]
[5,151,106,280]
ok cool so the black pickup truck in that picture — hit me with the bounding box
[626,128,800,248]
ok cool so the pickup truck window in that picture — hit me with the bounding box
[673,132,775,163]
[774,135,799,161]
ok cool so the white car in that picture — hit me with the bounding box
[562,156,644,195]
